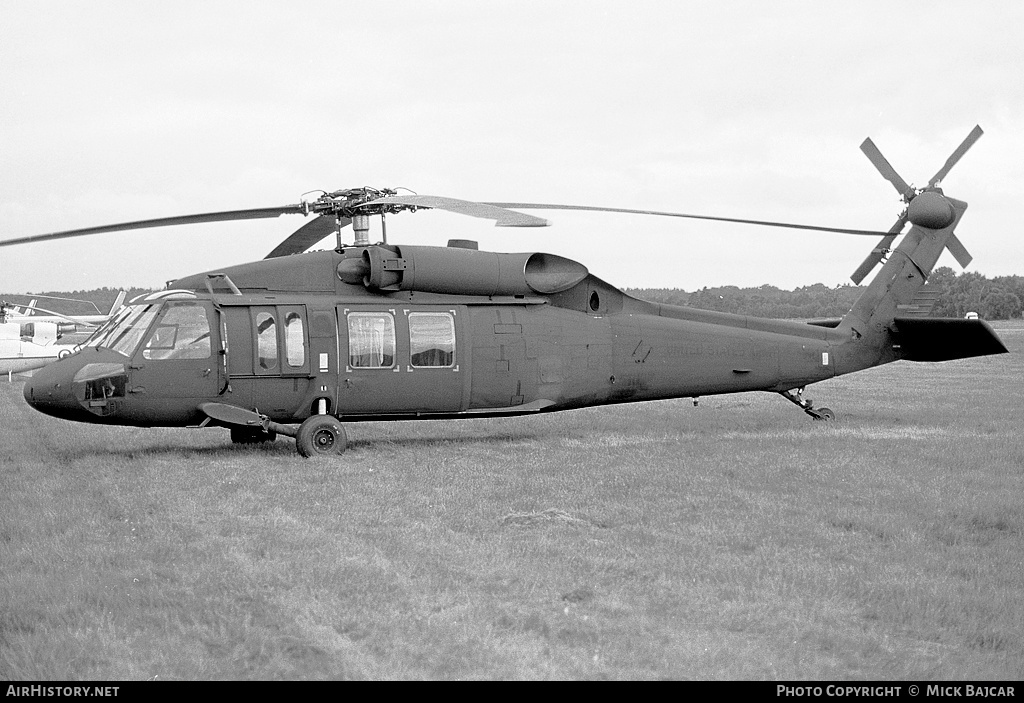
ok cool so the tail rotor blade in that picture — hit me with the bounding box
[850,236,896,285]
[945,233,973,268]
[860,138,914,200]
[927,125,984,188]
[849,215,907,284]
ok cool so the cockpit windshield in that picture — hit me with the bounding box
[87,304,161,357]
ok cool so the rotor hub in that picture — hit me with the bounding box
[310,187,403,219]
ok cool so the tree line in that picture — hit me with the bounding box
[3,269,1022,321]
[0,287,152,316]
[626,268,1024,320]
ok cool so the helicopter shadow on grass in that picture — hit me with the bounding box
[57,426,556,462]
[344,428,551,454]
[51,440,295,463]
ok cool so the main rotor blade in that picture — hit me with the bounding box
[0,205,308,248]
[265,215,350,259]
[860,138,914,200]
[362,195,551,227]
[484,203,892,236]
[928,125,984,188]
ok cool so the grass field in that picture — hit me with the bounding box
[2,323,1022,680]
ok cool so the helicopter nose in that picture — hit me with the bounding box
[23,359,83,421]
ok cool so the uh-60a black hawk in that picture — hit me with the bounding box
[1,126,1006,457]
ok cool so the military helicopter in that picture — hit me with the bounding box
[0,126,1007,457]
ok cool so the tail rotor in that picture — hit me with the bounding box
[850,126,982,284]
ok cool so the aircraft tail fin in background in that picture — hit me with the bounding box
[108,290,127,315]
[10,299,38,316]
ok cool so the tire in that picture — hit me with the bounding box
[230,426,278,444]
[295,415,347,458]
[814,407,836,421]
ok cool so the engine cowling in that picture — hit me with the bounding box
[337,244,589,296]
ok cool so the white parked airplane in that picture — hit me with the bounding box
[0,292,126,379]
[6,298,39,316]
[0,322,78,377]
[0,291,126,330]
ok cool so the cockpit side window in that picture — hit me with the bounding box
[142,303,211,360]
[104,305,160,357]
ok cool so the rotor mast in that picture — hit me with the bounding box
[352,213,372,247]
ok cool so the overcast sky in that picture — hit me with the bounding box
[1,1,1021,294]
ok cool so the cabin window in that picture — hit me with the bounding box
[284,311,305,368]
[141,303,211,360]
[256,312,278,370]
[348,312,395,368]
[409,312,455,367]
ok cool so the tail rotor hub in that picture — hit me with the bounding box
[905,189,956,230]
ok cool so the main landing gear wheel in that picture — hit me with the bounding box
[811,407,835,421]
[230,427,278,444]
[296,415,348,458]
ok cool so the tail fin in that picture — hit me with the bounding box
[838,194,1007,365]
[839,194,968,341]
[839,127,983,344]
[107,290,127,315]
[14,299,39,316]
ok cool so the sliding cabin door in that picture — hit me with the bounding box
[222,305,313,420]
[336,306,467,416]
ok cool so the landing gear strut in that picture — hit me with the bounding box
[230,426,278,444]
[780,387,835,421]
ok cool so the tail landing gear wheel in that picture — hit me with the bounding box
[296,415,348,458]
[780,388,836,421]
